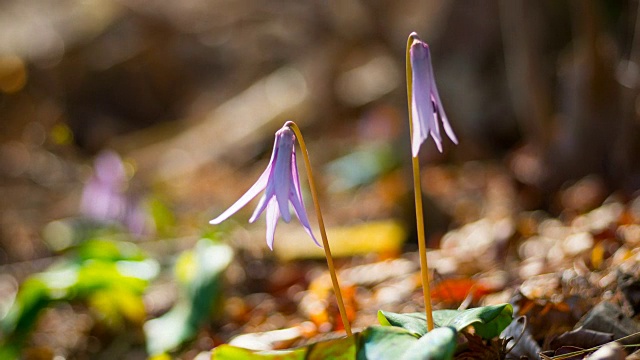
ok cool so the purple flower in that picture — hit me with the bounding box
[209,125,319,250]
[409,32,458,156]
[80,150,152,236]
[80,151,128,224]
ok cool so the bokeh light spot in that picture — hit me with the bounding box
[0,55,27,93]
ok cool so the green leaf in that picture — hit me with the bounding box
[87,288,146,327]
[212,344,306,360]
[378,311,426,336]
[455,305,513,339]
[211,325,456,360]
[378,304,513,339]
[307,334,356,359]
[76,238,146,262]
[0,278,50,341]
[146,197,176,237]
[145,240,233,356]
[1,239,156,356]
[356,326,418,360]
[403,327,456,360]
[211,335,356,360]
[75,261,150,296]
[357,326,457,360]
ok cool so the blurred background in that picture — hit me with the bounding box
[1,0,640,359]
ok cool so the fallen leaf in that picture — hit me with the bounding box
[550,327,614,351]
[585,342,626,360]
[274,220,406,260]
[431,278,495,304]
[575,302,640,340]
[501,317,541,360]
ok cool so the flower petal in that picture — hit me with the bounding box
[441,114,458,145]
[411,41,439,156]
[261,138,279,220]
[265,198,280,250]
[290,147,308,205]
[209,164,271,225]
[249,193,269,223]
[411,93,430,157]
[94,150,126,185]
[289,150,320,247]
[428,56,458,145]
[430,96,443,153]
[418,44,442,146]
[274,129,294,223]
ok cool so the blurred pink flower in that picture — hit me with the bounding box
[80,150,150,236]
[210,125,318,250]
[80,151,127,223]
[409,32,458,155]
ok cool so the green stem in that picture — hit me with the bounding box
[406,34,435,332]
[285,121,353,337]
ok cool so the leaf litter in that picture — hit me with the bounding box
[204,162,640,359]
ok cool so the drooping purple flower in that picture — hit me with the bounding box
[409,32,458,156]
[209,125,319,250]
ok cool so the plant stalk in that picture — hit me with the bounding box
[406,35,435,332]
[285,121,353,337]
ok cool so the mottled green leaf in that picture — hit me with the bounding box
[403,327,456,360]
[356,326,418,360]
[378,303,513,339]
[211,324,457,360]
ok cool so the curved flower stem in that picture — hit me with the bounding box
[406,35,435,332]
[285,121,353,337]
